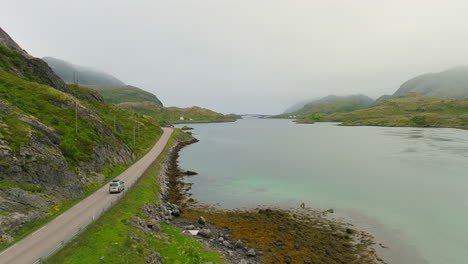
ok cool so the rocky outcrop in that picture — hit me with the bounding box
[0,98,134,237]
[0,102,81,194]
[0,28,27,56]
[22,57,75,94]
[0,27,74,95]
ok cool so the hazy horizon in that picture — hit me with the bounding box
[3,0,468,114]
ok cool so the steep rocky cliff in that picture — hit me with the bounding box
[0,28,161,242]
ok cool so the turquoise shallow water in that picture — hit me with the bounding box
[176,118,468,264]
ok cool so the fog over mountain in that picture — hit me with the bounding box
[4,0,468,114]
[42,57,125,86]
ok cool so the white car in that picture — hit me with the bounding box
[109,179,125,193]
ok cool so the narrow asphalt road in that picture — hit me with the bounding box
[0,127,173,264]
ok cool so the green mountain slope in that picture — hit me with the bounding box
[324,93,468,127]
[42,57,163,107]
[42,57,125,86]
[118,102,239,124]
[277,94,374,118]
[0,29,73,95]
[0,28,162,246]
[89,85,163,106]
[393,66,468,99]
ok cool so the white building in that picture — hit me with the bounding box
[180,116,185,121]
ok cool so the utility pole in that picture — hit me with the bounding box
[75,101,78,133]
[133,125,136,145]
[133,113,137,145]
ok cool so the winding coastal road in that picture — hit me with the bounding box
[0,127,173,264]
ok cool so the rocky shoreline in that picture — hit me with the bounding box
[149,133,385,264]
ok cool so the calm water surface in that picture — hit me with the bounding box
[176,118,468,264]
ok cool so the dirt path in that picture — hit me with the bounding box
[0,127,173,264]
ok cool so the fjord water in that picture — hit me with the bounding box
[176,118,468,264]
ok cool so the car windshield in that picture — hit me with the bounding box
[110,183,119,187]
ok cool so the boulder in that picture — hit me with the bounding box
[146,218,158,227]
[234,240,244,248]
[198,216,206,225]
[198,228,212,238]
[222,240,233,248]
[247,248,256,257]
[171,207,180,217]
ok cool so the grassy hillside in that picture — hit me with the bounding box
[393,66,468,99]
[0,60,162,248]
[42,57,163,107]
[318,93,468,127]
[42,57,125,86]
[89,85,163,106]
[118,102,240,124]
[0,43,46,84]
[276,101,369,119]
[0,70,161,166]
[277,94,374,118]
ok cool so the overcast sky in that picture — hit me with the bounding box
[3,0,468,114]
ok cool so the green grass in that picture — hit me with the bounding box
[323,93,468,127]
[274,100,368,119]
[0,180,44,192]
[118,102,239,125]
[0,45,44,84]
[0,70,161,167]
[45,130,223,264]
[0,111,30,152]
[88,85,163,106]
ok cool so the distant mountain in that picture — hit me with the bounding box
[314,94,374,106]
[278,94,374,118]
[118,102,239,124]
[325,93,468,127]
[374,94,393,105]
[283,99,316,114]
[42,57,125,86]
[393,66,468,100]
[89,85,163,106]
[43,57,163,106]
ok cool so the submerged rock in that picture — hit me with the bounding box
[184,170,198,176]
